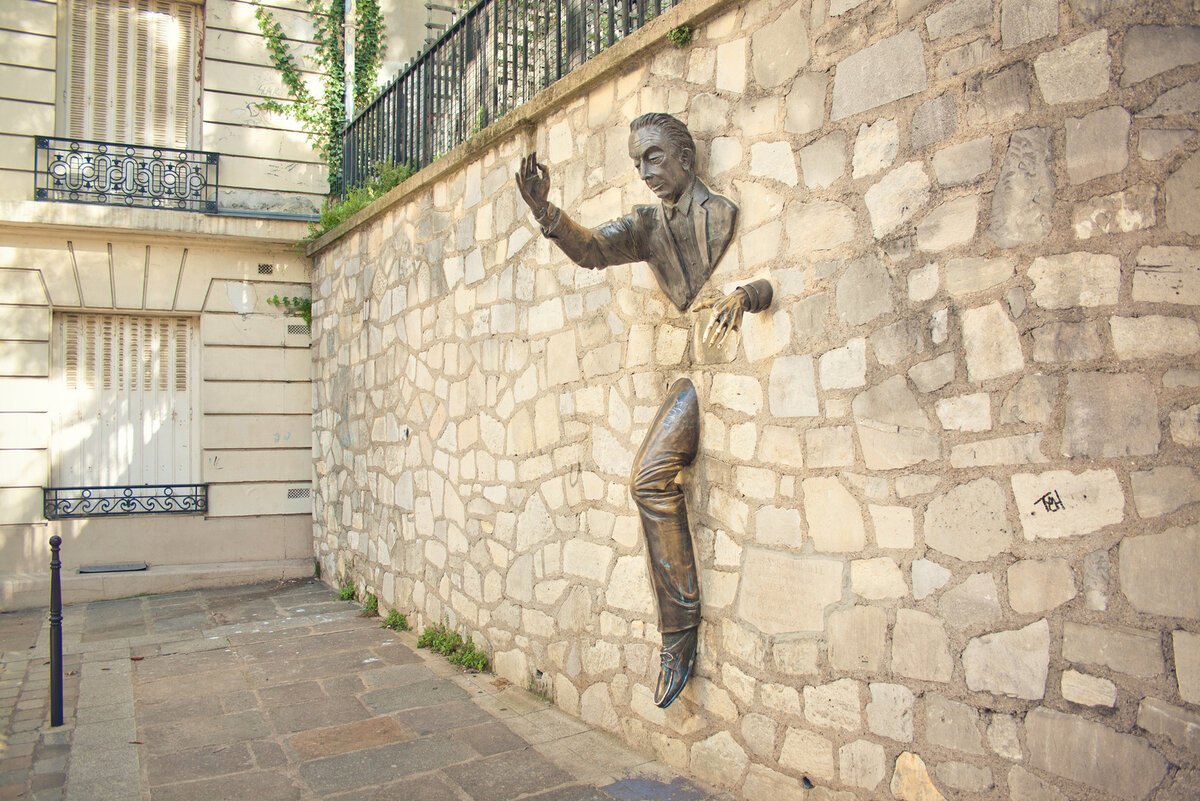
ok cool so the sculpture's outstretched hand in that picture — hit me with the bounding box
[695,288,750,348]
[516,153,551,219]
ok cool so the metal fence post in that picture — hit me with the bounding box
[49,534,64,727]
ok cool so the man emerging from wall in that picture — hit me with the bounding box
[517,112,772,708]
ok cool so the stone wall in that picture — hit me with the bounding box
[309,0,1200,797]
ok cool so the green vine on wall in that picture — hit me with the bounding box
[268,294,313,325]
[253,0,386,192]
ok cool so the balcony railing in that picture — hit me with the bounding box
[43,484,209,519]
[338,0,681,195]
[34,136,219,213]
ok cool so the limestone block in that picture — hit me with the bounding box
[1073,184,1156,238]
[1132,465,1200,517]
[751,4,809,89]
[926,694,985,754]
[1082,551,1111,611]
[1034,30,1111,105]
[799,132,846,189]
[965,64,1031,127]
[1029,252,1120,309]
[912,559,952,600]
[962,302,1024,382]
[866,683,914,742]
[1139,128,1197,160]
[916,196,978,251]
[819,338,866,389]
[779,728,834,780]
[934,763,993,793]
[803,476,866,552]
[933,137,992,187]
[1112,315,1200,360]
[849,378,940,472]
[851,558,907,599]
[840,739,886,790]
[938,39,999,79]
[1011,469,1124,540]
[1138,80,1200,118]
[784,72,829,134]
[897,474,942,498]
[715,39,747,94]
[891,752,946,801]
[952,432,1044,465]
[709,137,742,175]
[964,620,1050,699]
[1120,524,1200,619]
[987,715,1022,760]
[759,425,805,470]
[1138,697,1200,755]
[939,573,1002,631]
[828,607,887,672]
[1007,766,1068,801]
[1167,151,1200,235]
[1063,622,1165,677]
[1065,372,1160,457]
[836,257,894,326]
[989,128,1053,247]
[749,141,798,186]
[606,555,655,614]
[1065,106,1131,184]
[1132,244,1200,303]
[1061,669,1117,707]
[755,505,802,548]
[908,353,956,393]
[870,505,915,549]
[563,540,613,583]
[711,373,763,415]
[785,200,856,254]
[907,262,939,302]
[870,318,925,366]
[912,94,958,153]
[688,93,730,134]
[1174,403,1200,445]
[742,765,806,801]
[864,162,931,238]
[998,374,1054,425]
[892,609,952,682]
[774,639,819,676]
[926,478,1013,562]
[831,30,927,121]
[768,354,818,417]
[936,393,991,432]
[928,0,992,40]
[1175,630,1200,704]
[737,548,842,634]
[804,678,862,731]
[852,118,899,179]
[1001,0,1058,47]
[1026,708,1167,800]
[806,426,854,469]
[1008,558,1076,614]
[740,713,777,759]
[1122,25,1200,86]
[690,730,748,788]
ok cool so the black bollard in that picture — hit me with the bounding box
[49,535,63,727]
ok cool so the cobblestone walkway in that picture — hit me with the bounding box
[0,580,734,801]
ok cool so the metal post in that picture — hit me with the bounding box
[48,535,63,727]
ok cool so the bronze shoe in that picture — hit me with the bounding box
[654,627,698,708]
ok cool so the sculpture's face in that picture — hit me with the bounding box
[629,126,692,204]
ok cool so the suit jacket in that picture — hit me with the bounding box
[539,178,737,312]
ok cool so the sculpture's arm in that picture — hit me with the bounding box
[696,279,774,347]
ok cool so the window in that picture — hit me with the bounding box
[60,0,201,148]
[50,313,198,489]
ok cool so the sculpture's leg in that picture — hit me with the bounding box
[630,377,700,708]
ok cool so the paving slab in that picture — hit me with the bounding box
[0,579,739,800]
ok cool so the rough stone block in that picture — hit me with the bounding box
[1122,25,1200,86]
[852,118,899,178]
[751,4,809,89]
[1031,321,1104,363]
[916,196,978,251]
[938,38,998,79]
[1029,251,1120,309]
[939,573,1002,631]
[965,64,1031,127]
[944,256,1012,297]
[836,256,894,326]
[828,606,887,672]
[785,200,856,254]
[715,39,747,94]
[866,683,914,742]
[926,694,985,754]
[1137,696,1200,755]
[1064,372,1159,457]
[1034,30,1111,104]
[1119,524,1200,619]
[870,318,925,366]
[840,739,886,790]
[1167,151,1200,235]
[926,478,1013,561]
[1002,0,1059,47]
[1173,403,1200,446]
[1139,128,1197,160]
[755,505,802,549]
[1000,374,1056,425]
[1026,708,1167,799]
[935,393,991,432]
[1073,183,1156,238]
[989,128,1053,247]
[1065,106,1131,184]
[1175,630,1200,704]
[1007,766,1068,801]
[742,765,806,801]
[1063,621,1165,677]
[864,162,931,238]
[806,426,854,469]
[911,93,957,151]
[891,752,946,801]
[749,141,798,186]
[963,619,1050,700]
[737,548,842,634]
[818,338,866,389]
[912,559,951,600]
[1011,469,1124,540]
[908,353,956,393]
[831,31,927,120]
[803,476,866,552]
[933,137,992,187]
[1132,465,1200,517]
[853,376,940,470]
[850,558,907,599]
[1061,669,1117,707]
[928,0,992,40]
[784,72,828,134]
[768,354,818,417]
[690,730,749,788]
[892,609,952,682]
[935,762,993,793]
[804,678,862,732]
[799,132,846,189]
[1139,80,1200,118]
[1008,558,1076,613]
[961,302,1024,382]
[1112,315,1200,360]
[869,504,915,549]
[779,727,834,780]
[987,715,1022,760]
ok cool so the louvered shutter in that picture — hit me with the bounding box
[52,314,197,487]
[64,0,199,148]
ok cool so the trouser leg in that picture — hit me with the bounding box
[630,377,700,634]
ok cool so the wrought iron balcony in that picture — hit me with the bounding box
[34,136,219,213]
[43,484,209,519]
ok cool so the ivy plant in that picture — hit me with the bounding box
[253,0,387,192]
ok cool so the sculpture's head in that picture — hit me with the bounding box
[629,113,695,204]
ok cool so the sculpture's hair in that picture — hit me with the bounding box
[630,113,695,163]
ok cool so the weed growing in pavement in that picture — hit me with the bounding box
[417,622,490,671]
[337,581,355,602]
[382,610,409,631]
[363,593,378,616]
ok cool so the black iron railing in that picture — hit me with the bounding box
[34,136,219,213]
[338,0,679,194]
[43,484,209,519]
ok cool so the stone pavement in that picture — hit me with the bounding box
[0,579,737,801]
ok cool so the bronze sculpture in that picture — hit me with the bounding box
[517,112,773,708]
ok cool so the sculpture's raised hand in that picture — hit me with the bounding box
[695,288,750,348]
[516,153,551,219]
